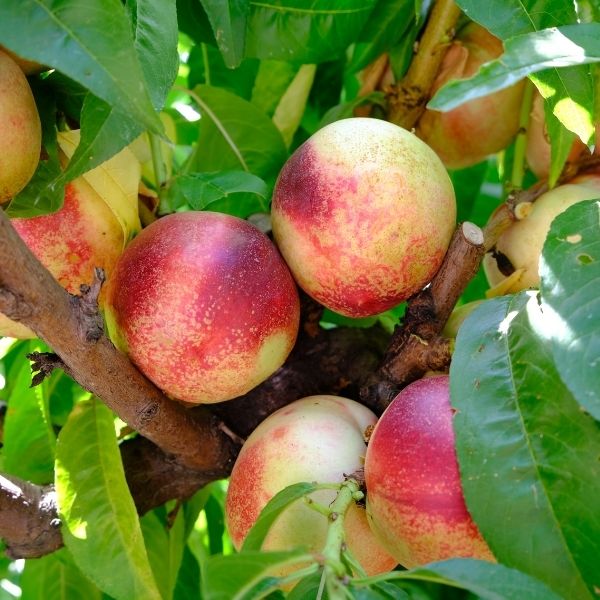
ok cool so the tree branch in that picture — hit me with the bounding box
[387,0,461,129]
[0,474,61,558]
[361,222,485,412]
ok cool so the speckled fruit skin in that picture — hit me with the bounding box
[225,395,396,575]
[364,376,494,568]
[416,23,525,170]
[483,173,600,292]
[0,50,41,202]
[271,117,456,318]
[0,178,126,339]
[104,212,300,404]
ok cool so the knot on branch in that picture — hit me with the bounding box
[27,352,67,386]
[0,288,33,322]
[70,267,105,342]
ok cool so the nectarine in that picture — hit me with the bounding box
[104,212,300,404]
[225,395,396,575]
[416,23,525,169]
[0,49,41,202]
[483,173,600,292]
[0,137,141,339]
[271,117,456,318]
[364,375,494,567]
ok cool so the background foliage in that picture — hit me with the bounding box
[0,0,598,598]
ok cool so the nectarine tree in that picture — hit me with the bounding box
[0,1,597,599]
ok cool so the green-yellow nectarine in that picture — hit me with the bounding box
[483,173,600,293]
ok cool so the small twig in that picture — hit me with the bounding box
[27,352,67,386]
[387,0,461,129]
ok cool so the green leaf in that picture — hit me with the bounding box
[185,85,287,184]
[176,0,216,46]
[545,105,577,187]
[540,200,600,420]
[201,0,249,69]
[60,94,144,185]
[165,171,269,216]
[0,0,161,134]
[173,545,201,600]
[8,83,63,218]
[55,399,161,600]
[141,508,186,600]
[251,61,299,117]
[318,92,387,129]
[356,559,562,600]
[245,0,377,63]
[457,0,578,38]
[429,24,600,112]
[20,549,102,600]
[272,64,317,147]
[450,294,600,599]
[287,571,325,600]
[349,0,416,73]
[127,0,179,111]
[3,342,56,485]
[188,44,259,100]
[201,550,310,600]
[242,481,321,551]
[456,1,593,147]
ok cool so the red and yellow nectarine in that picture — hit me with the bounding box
[364,375,494,567]
[416,23,525,170]
[104,212,300,404]
[0,49,41,202]
[272,117,456,318]
[225,395,396,575]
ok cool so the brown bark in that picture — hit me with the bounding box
[387,0,461,129]
[361,222,485,412]
[0,474,62,558]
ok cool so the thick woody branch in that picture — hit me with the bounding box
[0,474,61,558]
[0,210,236,471]
[387,0,461,129]
[361,222,484,412]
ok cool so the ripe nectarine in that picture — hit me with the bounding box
[364,375,494,567]
[0,49,41,202]
[271,117,456,318]
[225,395,396,575]
[104,212,300,404]
[416,23,525,169]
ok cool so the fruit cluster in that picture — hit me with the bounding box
[1,22,594,579]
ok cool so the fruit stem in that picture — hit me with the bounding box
[387,0,461,129]
[304,496,335,517]
[149,133,168,201]
[511,79,535,190]
[320,478,361,599]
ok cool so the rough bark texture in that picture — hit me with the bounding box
[0,474,62,558]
